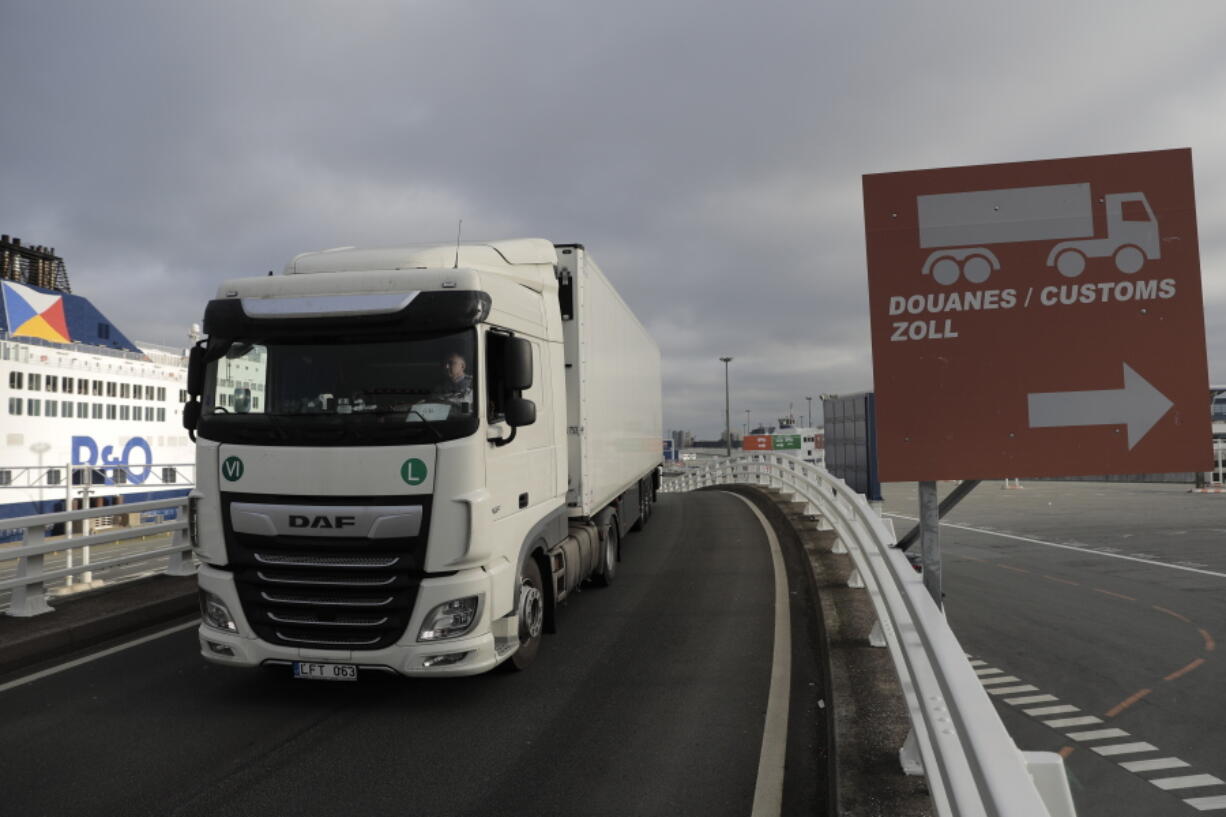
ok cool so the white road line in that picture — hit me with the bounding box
[1093,742,1159,756]
[987,684,1039,695]
[884,513,1226,579]
[0,619,198,694]
[974,667,1004,676]
[1005,693,1058,705]
[1151,775,1225,791]
[728,494,791,817]
[979,675,1021,686]
[1121,757,1191,773]
[1067,728,1130,741]
[1185,794,1226,811]
[1024,705,1079,716]
[1043,716,1102,728]
[968,659,987,667]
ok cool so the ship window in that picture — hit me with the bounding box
[146,406,155,421]
[98,323,111,340]
[157,387,166,401]
[62,378,73,394]
[61,400,72,417]
[121,405,130,420]
[113,467,127,485]
[27,399,40,416]
[46,469,62,485]
[132,382,141,398]
[92,380,103,396]
[46,375,58,393]
[0,470,11,486]
[8,371,22,389]
[162,467,177,484]
[77,378,88,393]
[120,383,129,398]
[46,401,58,418]
[178,389,187,403]
[106,382,117,397]
[157,407,165,422]
[77,402,87,418]
[29,374,42,390]
[146,386,156,400]
[106,404,117,420]
[132,404,141,421]
[91,403,103,419]
[7,397,21,415]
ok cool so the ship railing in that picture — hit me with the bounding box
[661,453,1077,817]
[0,462,195,493]
[0,336,185,379]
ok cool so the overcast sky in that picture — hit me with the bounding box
[4,1,1225,439]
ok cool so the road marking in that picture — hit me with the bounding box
[0,619,198,694]
[883,514,1226,578]
[1121,757,1190,773]
[1044,716,1103,728]
[987,684,1038,695]
[1165,658,1206,681]
[974,667,1004,676]
[1200,628,1215,652]
[1151,775,1225,791]
[1106,688,1152,717]
[997,564,1030,574]
[1093,587,1137,601]
[1153,605,1192,623]
[1093,742,1159,756]
[1067,728,1130,741]
[727,494,790,817]
[1043,574,1080,586]
[979,675,1021,685]
[1004,693,1057,705]
[1024,704,1080,716]
[1185,794,1226,811]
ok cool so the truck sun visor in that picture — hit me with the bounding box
[203,290,492,337]
[241,292,419,318]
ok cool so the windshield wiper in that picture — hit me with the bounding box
[407,408,444,441]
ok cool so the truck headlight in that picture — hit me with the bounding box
[418,596,480,641]
[199,590,238,632]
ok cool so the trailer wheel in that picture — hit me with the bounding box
[1114,245,1144,274]
[931,257,960,286]
[506,557,544,671]
[592,519,619,587]
[1055,249,1086,278]
[962,254,992,284]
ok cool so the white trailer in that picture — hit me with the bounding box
[917,183,1160,285]
[183,239,662,678]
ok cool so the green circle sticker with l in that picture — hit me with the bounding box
[221,456,245,482]
[401,458,428,486]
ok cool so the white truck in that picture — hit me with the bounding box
[182,239,663,678]
[917,183,1160,285]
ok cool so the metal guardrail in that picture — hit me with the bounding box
[0,497,194,617]
[664,454,1076,817]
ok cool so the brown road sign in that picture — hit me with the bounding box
[863,148,1211,481]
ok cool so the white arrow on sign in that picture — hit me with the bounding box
[1027,363,1173,450]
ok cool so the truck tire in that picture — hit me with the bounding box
[592,519,619,587]
[1056,249,1086,278]
[1114,245,1144,274]
[506,557,545,671]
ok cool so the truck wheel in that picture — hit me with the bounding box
[962,255,992,284]
[1056,249,1086,278]
[506,557,544,671]
[931,257,960,286]
[1114,245,1144,274]
[592,519,619,587]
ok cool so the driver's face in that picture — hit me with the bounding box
[444,354,466,382]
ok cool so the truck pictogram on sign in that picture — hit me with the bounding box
[919,183,1160,285]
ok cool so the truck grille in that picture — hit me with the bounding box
[222,493,431,651]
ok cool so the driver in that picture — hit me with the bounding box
[429,351,473,412]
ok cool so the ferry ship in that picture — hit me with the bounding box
[1,235,191,537]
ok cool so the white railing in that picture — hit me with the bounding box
[664,454,1076,817]
[0,496,194,617]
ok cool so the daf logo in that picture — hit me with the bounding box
[288,514,357,529]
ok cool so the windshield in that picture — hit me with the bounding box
[198,330,478,445]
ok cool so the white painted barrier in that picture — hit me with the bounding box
[663,454,1077,817]
[0,497,193,617]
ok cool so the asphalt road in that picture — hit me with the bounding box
[0,491,826,817]
[884,480,1226,816]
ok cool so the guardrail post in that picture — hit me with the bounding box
[164,521,196,577]
[9,524,54,617]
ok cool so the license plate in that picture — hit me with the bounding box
[292,662,358,681]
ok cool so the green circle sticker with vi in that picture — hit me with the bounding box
[221,456,245,482]
[401,458,428,486]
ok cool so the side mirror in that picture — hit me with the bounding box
[182,400,201,432]
[505,397,536,428]
[187,343,206,396]
[505,337,533,391]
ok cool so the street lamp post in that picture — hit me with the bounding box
[806,396,813,427]
[744,408,751,437]
[719,357,733,457]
